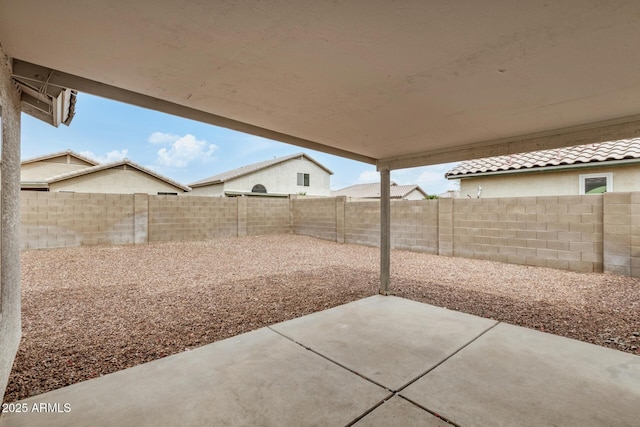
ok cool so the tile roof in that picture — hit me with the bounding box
[189,153,333,187]
[445,138,640,178]
[45,159,191,192]
[332,182,428,199]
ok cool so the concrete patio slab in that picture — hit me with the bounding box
[2,295,639,426]
[353,396,450,426]
[0,327,389,427]
[270,295,497,390]
[401,322,640,427]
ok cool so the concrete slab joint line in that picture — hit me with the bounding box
[269,324,464,427]
[394,320,501,393]
[267,326,393,392]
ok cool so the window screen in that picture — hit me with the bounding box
[297,173,310,187]
[584,177,607,194]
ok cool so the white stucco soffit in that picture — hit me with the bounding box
[2,1,640,169]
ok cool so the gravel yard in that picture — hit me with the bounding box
[4,234,640,403]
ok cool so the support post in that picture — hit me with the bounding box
[0,52,23,398]
[380,167,391,295]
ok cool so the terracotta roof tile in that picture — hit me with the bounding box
[446,138,640,178]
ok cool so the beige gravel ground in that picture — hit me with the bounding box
[4,234,640,403]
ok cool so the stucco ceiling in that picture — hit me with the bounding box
[1,1,640,169]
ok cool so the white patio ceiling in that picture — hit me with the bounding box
[1,1,640,169]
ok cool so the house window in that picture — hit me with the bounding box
[251,184,267,193]
[297,173,310,187]
[579,173,612,194]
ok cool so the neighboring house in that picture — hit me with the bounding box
[20,150,190,194]
[21,150,99,182]
[332,182,428,200]
[438,190,460,199]
[445,138,640,198]
[189,153,332,197]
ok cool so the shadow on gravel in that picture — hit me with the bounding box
[4,266,639,404]
[392,278,640,355]
[3,268,378,403]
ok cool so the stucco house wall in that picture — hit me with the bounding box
[21,155,95,181]
[188,183,224,197]
[224,158,330,196]
[19,152,189,195]
[458,164,640,198]
[403,188,427,200]
[0,42,22,404]
[189,155,332,197]
[49,167,187,194]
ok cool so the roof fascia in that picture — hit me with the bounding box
[12,59,376,165]
[21,150,99,166]
[299,153,334,175]
[446,157,640,180]
[121,161,191,191]
[46,161,191,191]
[224,191,289,198]
[377,114,640,171]
[20,181,49,189]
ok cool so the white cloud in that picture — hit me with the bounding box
[79,149,128,164]
[413,163,459,195]
[148,132,180,144]
[416,170,445,185]
[357,170,379,183]
[153,133,218,168]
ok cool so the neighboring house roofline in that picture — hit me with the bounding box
[21,149,100,166]
[20,181,49,190]
[44,159,192,192]
[446,157,640,180]
[189,152,333,188]
[223,191,290,198]
[445,138,640,179]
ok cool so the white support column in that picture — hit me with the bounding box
[380,167,391,295]
[0,53,23,398]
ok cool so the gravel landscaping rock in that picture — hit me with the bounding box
[3,234,639,403]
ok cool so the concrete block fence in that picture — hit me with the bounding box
[19,191,640,277]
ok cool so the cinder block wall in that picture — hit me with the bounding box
[391,200,438,253]
[21,191,135,250]
[343,200,438,253]
[452,196,604,273]
[632,192,640,277]
[246,198,290,235]
[17,191,640,278]
[344,201,379,246]
[603,192,632,275]
[292,197,337,241]
[148,195,237,242]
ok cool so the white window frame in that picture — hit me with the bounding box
[297,172,310,187]
[579,172,612,194]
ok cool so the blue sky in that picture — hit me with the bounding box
[21,93,459,194]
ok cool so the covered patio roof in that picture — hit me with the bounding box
[2,1,640,169]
